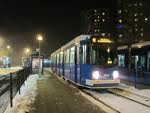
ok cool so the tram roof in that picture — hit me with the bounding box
[51,35,91,55]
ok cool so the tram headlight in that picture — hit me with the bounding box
[92,71,100,80]
[112,71,119,79]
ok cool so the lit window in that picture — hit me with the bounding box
[94,10,97,12]
[118,10,121,14]
[134,13,138,16]
[102,12,105,15]
[134,3,137,6]
[119,34,123,38]
[118,19,122,23]
[135,18,138,21]
[98,16,99,18]
[94,30,97,32]
[135,28,138,31]
[94,20,97,22]
[141,33,143,36]
[101,33,105,36]
[141,28,144,31]
[139,3,143,6]
[102,19,105,22]
[98,19,99,21]
[98,30,100,32]
[145,18,148,21]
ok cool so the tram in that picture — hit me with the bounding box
[50,35,120,88]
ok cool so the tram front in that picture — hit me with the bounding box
[84,36,120,88]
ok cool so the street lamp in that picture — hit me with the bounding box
[7,45,10,49]
[6,45,11,68]
[7,45,11,57]
[37,34,43,75]
[25,48,30,57]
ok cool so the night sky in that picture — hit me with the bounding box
[0,0,116,64]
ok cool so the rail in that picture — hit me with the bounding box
[0,67,31,113]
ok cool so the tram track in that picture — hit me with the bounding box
[50,70,120,113]
[49,70,150,113]
[106,88,150,108]
[81,89,121,113]
[83,88,150,113]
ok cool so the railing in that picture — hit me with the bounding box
[0,67,31,113]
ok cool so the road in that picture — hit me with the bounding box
[29,70,105,113]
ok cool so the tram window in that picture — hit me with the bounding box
[60,52,63,64]
[70,47,75,63]
[118,54,125,67]
[65,49,70,64]
[91,45,116,66]
[77,46,80,64]
[64,51,66,63]
[82,45,87,64]
[53,55,56,65]
[91,50,96,64]
[57,54,59,65]
[141,56,145,67]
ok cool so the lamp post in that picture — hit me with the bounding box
[7,45,11,57]
[37,35,43,76]
[6,45,11,68]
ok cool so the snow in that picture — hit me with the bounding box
[0,67,22,75]
[79,90,118,113]
[82,83,150,113]
[85,89,150,113]
[119,83,150,98]
[2,70,150,113]
[4,74,38,113]
[6,66,22,70]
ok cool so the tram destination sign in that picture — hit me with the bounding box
[91,36,113,44]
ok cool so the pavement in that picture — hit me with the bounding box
[29,70,105,113]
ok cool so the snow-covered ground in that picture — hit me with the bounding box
[54,72,150,113]
[2,72,150,113]
[4,74,38,113]
[7,66,22,70]
[119,83,150,98]
[84,89,150,113]
[0,67,22,75]
[83,83,150,113]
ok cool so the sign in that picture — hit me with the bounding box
[91,36,113,44]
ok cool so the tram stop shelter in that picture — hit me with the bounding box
[30,52,46,74]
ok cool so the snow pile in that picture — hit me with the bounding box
[4,74,38,113]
